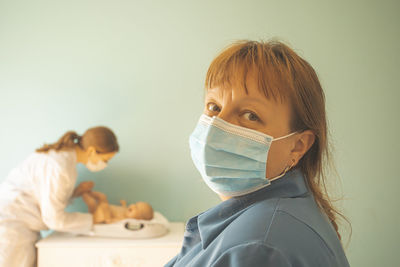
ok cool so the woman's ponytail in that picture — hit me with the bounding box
[36,131,81,153]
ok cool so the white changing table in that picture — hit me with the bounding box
[36,222,184,267]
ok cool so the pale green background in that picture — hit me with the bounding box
[0,0,398,266]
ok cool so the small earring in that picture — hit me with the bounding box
[269,159,297,182]
[290,159,296,168]
[284,159,296,172]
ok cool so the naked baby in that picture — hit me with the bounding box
[73,181,154,224]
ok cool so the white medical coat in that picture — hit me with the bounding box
[0,149,93,267]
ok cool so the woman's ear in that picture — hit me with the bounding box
[290,130,315,165]
[86,146,96,155]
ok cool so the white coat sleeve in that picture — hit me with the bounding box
[38,163,93,233]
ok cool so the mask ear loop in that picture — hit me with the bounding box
[268,159,296,182]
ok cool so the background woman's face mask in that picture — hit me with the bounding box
[189,114,297,197]
[85,150,108,172]
[86,159,107,172]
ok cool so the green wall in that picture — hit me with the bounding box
[0,1,398,266]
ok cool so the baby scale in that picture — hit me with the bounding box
[85,211,170,239]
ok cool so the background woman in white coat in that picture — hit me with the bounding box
[0,126,119,267]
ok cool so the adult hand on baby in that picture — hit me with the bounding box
[72,181,94,198]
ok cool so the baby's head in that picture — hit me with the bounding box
[125,201,154,220]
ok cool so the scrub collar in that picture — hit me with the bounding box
[191,168,309,249]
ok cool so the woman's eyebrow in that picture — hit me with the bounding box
[205,92,223,104]
[204,96,220,105]
[206,89,224,99]
[239,97,273,118]
[239,97,272,112]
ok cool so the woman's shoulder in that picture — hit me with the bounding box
[223,196,347,265]
[228,196,323,240]
[236,196,335,244]
[27,149,76,173]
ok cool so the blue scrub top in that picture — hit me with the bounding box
[165,168,350,267]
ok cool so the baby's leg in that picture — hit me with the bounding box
[82,192,98,213]
[94,202,112,224]
[90,191,108,203]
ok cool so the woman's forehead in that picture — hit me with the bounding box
[207,79,288,106]
[206,86,288,112]
[207,67,289,104]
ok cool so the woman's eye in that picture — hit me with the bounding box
[207,103,221,113]
[243,111,260,122]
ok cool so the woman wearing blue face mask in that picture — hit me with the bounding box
[165,41,350,267]
[0,126,119,267]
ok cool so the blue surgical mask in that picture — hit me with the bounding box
[189,114,297,197]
